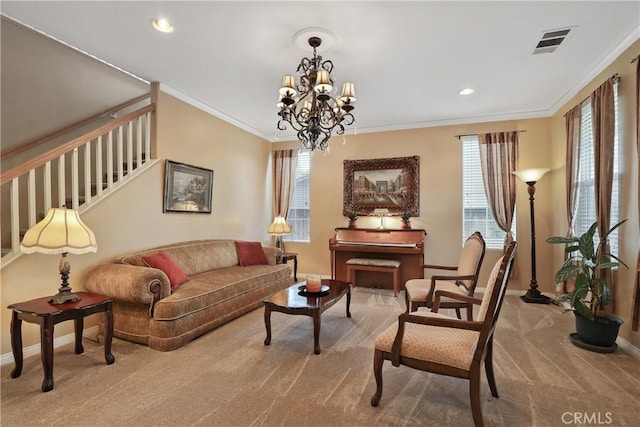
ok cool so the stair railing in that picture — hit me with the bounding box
[1,103,156,266]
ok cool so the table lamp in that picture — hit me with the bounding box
[268,216,291,250]
[374,209,390,229]
[20,207,97,304]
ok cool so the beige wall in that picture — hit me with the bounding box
[549,40,640,347]
[0,90,274,355]
[274,117,554,298]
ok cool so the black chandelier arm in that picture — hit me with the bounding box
[276,35,356,151]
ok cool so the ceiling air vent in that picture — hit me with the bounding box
[533,27,572,54]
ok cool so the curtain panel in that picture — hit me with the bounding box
[272,149,298,219]
[561,105,582,294]
[591,79,616,309]
[478,131,519,251]
[633,55,640,331]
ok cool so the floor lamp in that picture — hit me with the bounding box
[513,168,552,304]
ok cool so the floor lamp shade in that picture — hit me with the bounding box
[20,207,97,304]
[513,168,550,184]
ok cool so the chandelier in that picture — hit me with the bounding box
[277,35,356,152]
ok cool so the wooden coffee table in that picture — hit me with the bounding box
[263,279,351,354]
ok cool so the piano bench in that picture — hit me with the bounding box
[346,258,401,297]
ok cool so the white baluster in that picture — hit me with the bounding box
[84,140,92,205]
[136,116,143,171]
[107,131,114,188]
[11,178,19,254]
[44,161,52,212]
[71,147,79,209]
[117,126,124,182]
[145,112,151,162]
[28,169,36,226]
[96,135,103,196]
[58,154,66,208]
[127,120,133,177]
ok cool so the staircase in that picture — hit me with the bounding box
[1,102,157,268]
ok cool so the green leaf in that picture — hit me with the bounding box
[574,300,593,320]
[608,252,629,269]
[564,245,580,254]
[596,261,619,270]
[603,219,627,239]
[554,265,578,283]
[579,232,595,260]
[546,236,577,244]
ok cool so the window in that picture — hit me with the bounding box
[462,136,515,249]
[574,82,619,253]
[284,151,310,242]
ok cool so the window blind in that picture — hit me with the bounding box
[284,150,310,242]
[574,82,619,254]
[461,136,515,249]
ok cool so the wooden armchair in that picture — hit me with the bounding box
[371,241,516,427]
[405,231,485,319]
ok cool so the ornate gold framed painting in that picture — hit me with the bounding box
[343,156,420,216]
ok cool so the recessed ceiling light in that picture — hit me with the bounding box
[459,88,474,95]
[152,18,174,33]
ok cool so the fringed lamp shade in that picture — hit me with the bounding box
[268,216,291,235]
[20,208,97,304]
[268,216,291,250]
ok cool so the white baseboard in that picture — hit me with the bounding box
[1,326,99,367]
[616,336,640,361]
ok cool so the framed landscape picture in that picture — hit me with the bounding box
[163,160,214,213]
[343,156,420,216]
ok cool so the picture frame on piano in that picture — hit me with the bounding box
[343,156,420,217]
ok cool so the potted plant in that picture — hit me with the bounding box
[400,212,411,229]
[546,220,627,349]
[347,212,358,228]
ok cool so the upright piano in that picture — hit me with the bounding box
[329,227,427,292]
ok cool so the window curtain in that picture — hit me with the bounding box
[591,79,616,310]
[633,55,640,331]
[478,131,519,252]
[272,149,297,219]
[562,105,582,294]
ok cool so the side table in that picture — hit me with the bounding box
[8,292,115,392]
[281,252,298,281]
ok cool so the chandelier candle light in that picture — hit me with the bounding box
[277,30,356,152]
[513,168,551,304]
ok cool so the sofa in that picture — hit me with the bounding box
[84,239,292,351]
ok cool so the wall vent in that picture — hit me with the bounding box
[533,27,573,54]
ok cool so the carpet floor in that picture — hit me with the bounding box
[2,288,639,427]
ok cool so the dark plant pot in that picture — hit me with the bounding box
[401,220,411,229]
[348,219,357,229]
[574,312,623,347]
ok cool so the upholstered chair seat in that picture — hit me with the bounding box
[375,311,479,370]
[405,231,486,319]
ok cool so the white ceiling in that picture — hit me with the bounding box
[2,1,639,142]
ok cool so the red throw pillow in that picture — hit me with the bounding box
[142,251,189,291]
[235,241,269,266]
